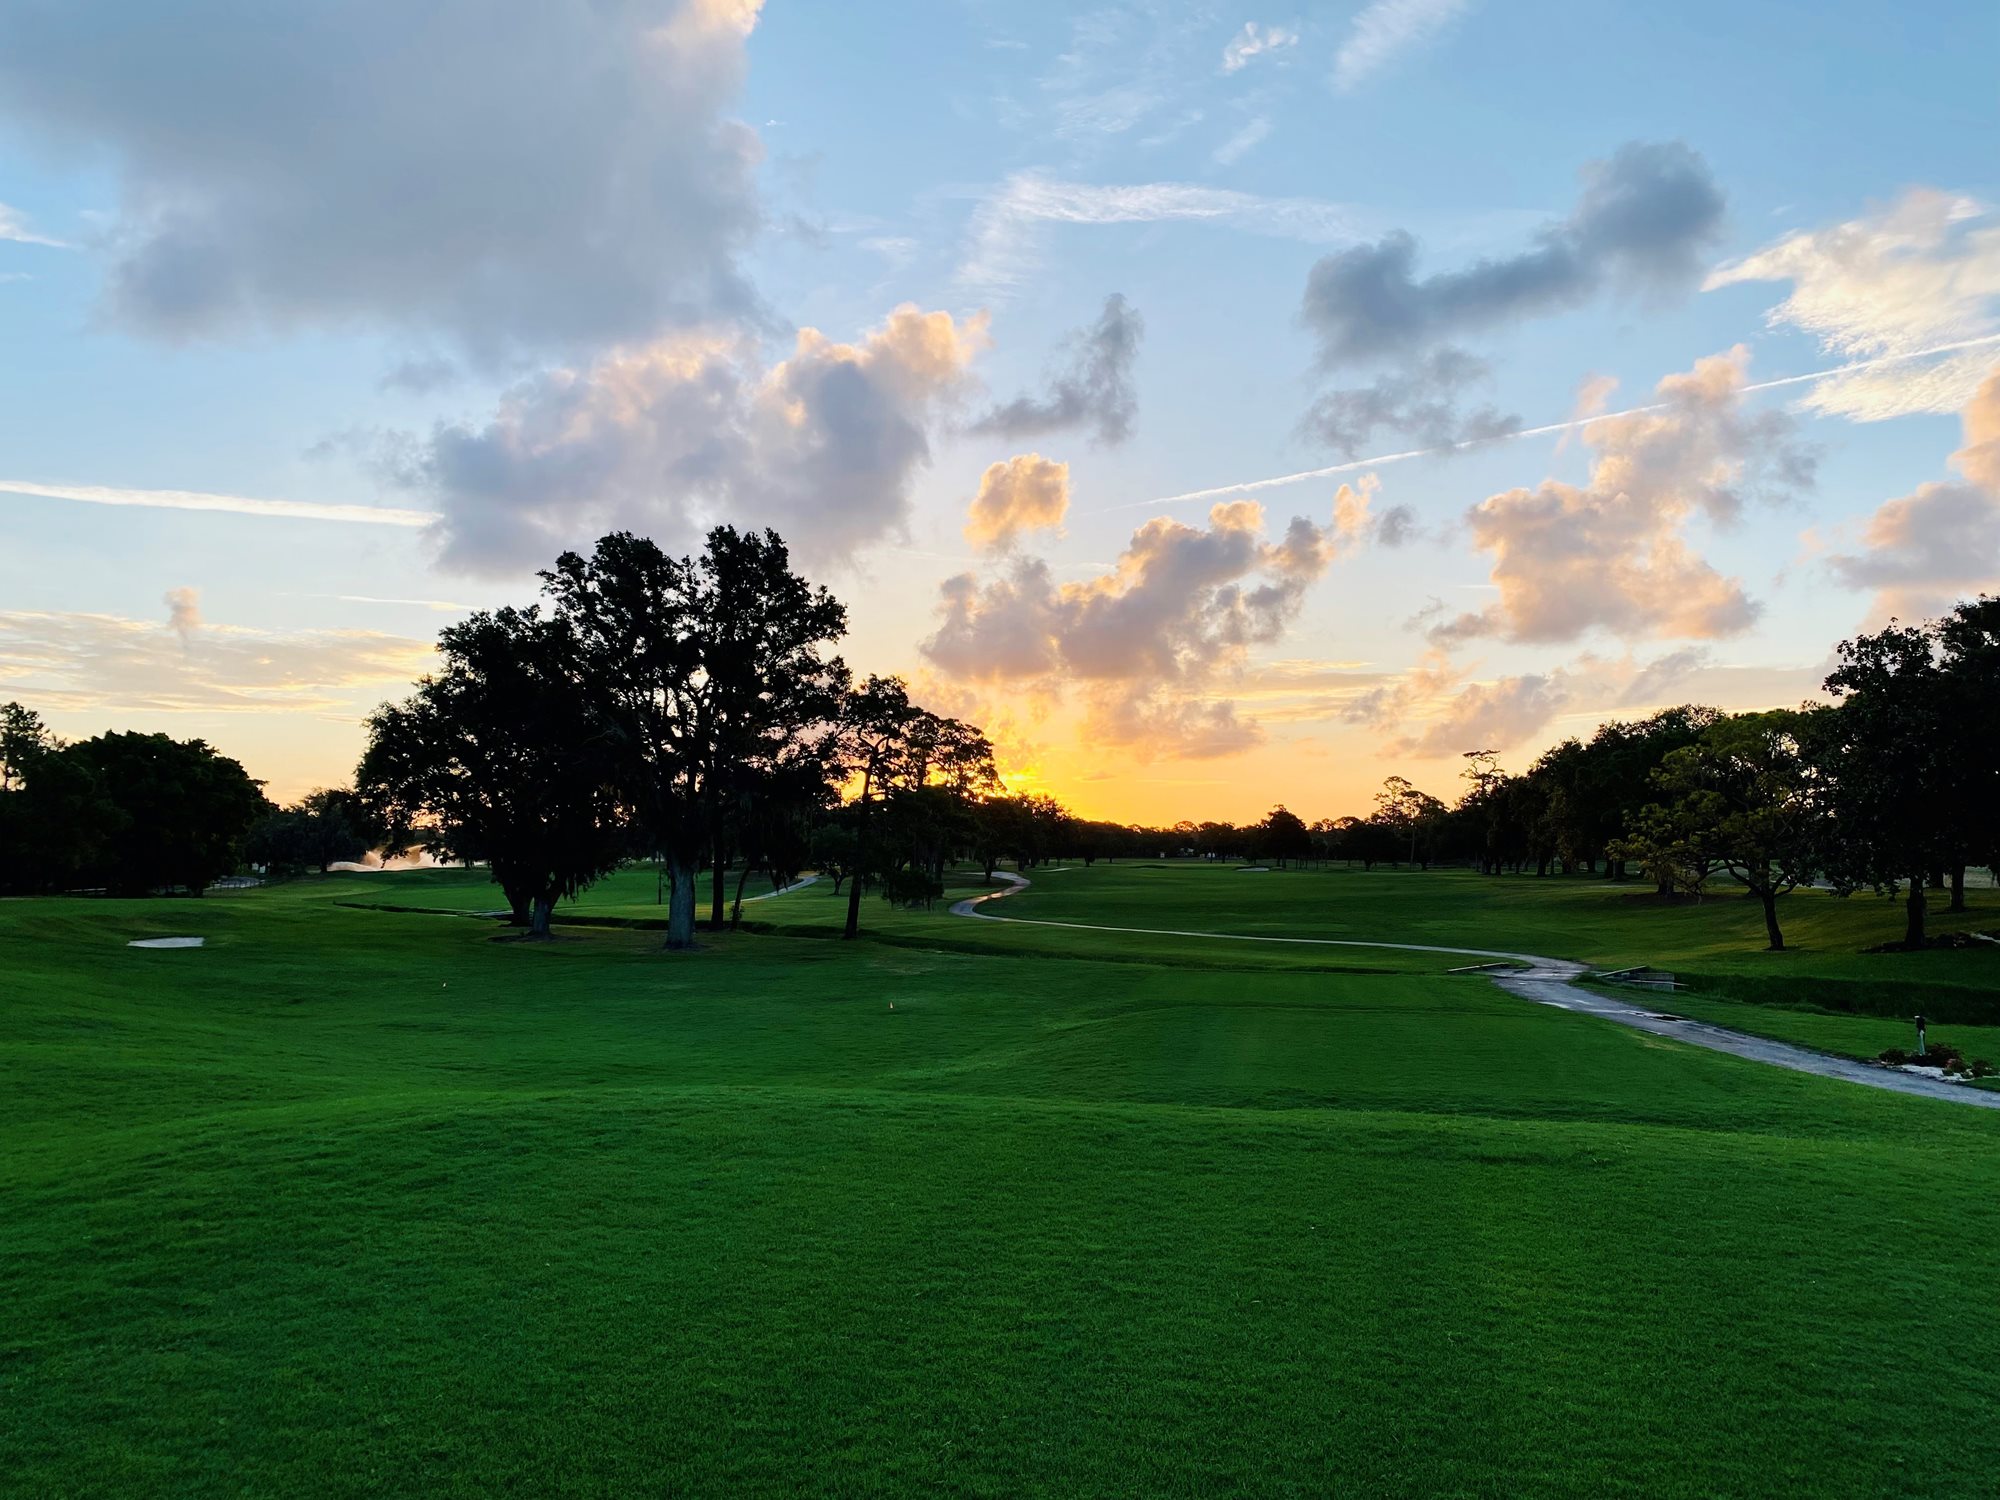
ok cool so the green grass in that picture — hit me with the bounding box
[7,866,2000,1495]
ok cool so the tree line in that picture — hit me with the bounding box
[1,523,1992,955]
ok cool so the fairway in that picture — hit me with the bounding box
[7,867,2000,1496]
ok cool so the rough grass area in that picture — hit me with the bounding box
[6,868,2000,1495]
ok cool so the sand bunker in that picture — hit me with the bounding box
[127,937,205,949]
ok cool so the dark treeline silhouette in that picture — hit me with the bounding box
[2,527,1993,954]
[0,706,268,896]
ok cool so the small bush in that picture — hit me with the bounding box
[1878,1043,1966,1069]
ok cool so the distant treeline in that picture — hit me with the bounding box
[2,528,1994,954]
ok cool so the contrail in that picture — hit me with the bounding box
[0,479,438,528]
[1092,333,2000,514]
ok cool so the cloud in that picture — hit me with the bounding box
[1334,0,1473,91]
[1394,671,1570,757]
[1706,189,2000,420]
[1432,347,1812,645]
[922,499,1335,758]
[387,304,989,575]
[1299,347,1521,457]
[0,0,766,360]
[971,294,1144,445]
[1608,645,1712,707]
[1295,141,1720,455]
[1212,115,1273,167]
[1301,141,1724,367]
[1326,473,1418,555]
[1082,690,1265,760]
[0,201,69,248]
[1222,21,1299,72]
[960,172,1374,292]
[1343,644,1724,759]
[0,478,435,528]
[1826,365,2000,618]
[0,608,433,717]
[164,586,202,646]
[965,454,1071,552]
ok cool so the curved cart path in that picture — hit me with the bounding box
[951,872,2000,1111]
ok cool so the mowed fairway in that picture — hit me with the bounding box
[6,868,2000,1495]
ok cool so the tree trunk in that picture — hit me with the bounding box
[1904,876,1927,949]
[731,861,755,927]
[1949,864,1967,913]
[528,895,554,940]
[1758,888,1784,951]
[666,855,699,950]
[843,772,872,941]
[710,836,727,930]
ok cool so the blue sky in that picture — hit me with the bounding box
[3,0,1997,817]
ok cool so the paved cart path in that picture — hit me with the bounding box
[950,872,2000,1111]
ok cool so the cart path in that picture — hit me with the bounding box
[950,872,2000,1111]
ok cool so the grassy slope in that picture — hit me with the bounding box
[6,873,2000,1494]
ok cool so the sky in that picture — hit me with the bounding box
[3,0,1998,822]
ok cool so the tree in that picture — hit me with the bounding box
[541,529,847,949]
[247,788,369,876]
[1636,709,1829,949]
[0,705,116,896]
[690,526,849,929]
[357,606,625,938]
[1255,805,1311,867]
[808,821,858,893]
[60,731,267,895]
[1373,776,1444,867]
[0,701,51,792]
[1820,621,1955,948]
[834,676,996,938]
[1935,595,2000,909]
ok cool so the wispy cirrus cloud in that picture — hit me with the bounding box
[0,478,436,528]
[1222,21,1299,73]
[1706,189,2000,420]
[959,172,1375,292]
[1334,0,1474,92]
[0,201,69,249]
[0,606,433,717]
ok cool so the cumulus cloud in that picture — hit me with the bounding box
[1222,21,1299,72]
[1326,473,1419,556]
[0,0,766,360]
[164,586,202,646]
[1394,671,1570,757]
[1297,141,1722,454]
[1340,644,1727,758]
[1302,142,1724,367]
[971,294,1144,445]
[1609,645,1713,708]
[964,454,1071,552]
[922,499,1335,758]
[1432,347,1812,645]
[1827,366,2000,618]
[379,305,989,575]
[1299,348,1521,457]
[0,608,432,716]
[1706,189,2000,421]
[1335,0,1474,91]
